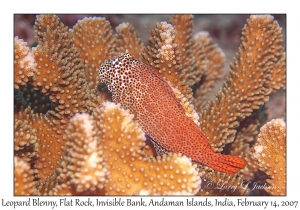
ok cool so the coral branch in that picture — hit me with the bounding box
[115,22,144,60]
[14,37,36,89]
[54,113,109,195]
[71,17,116,108]
[253,119,286,195]
[15,107,66,180]
[143,19,193,101]
[227,107,266,179]
[96,102,201,195]
[200,15,284,152]
[33,15,89,118]
[193,31,225,110]
[53,102,201,195]
[270,52,286,91]
[14,157,37,195]
[72,17,116,85]
[170,15,202,88]
[14,119,38,162]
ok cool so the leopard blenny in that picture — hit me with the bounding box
[98,53,245,174]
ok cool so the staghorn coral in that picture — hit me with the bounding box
[14,37,36,89]
[53,112,109,195]
[226,107,267,180]
[14,14,91,182]
[14,14,285,196]
[53,102,200,195]
[15,106,67,181]
[14,156,37,195]
[253,118,286,195]
[115,22,144,60]
[192,31,225,109]
[143,15,197,102]
[71,17,116,87]
[32,15,90,118]
[14,118,38,162]
[71,17,116,109]
[199,15,285,153]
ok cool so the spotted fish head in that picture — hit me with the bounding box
[97,53,146,106]
[98,53,136,89]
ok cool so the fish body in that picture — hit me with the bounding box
[98,53,245,174]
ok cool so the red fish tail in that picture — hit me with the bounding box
[207,153,246,174]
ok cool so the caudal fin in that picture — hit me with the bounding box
[207,153,245,174]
